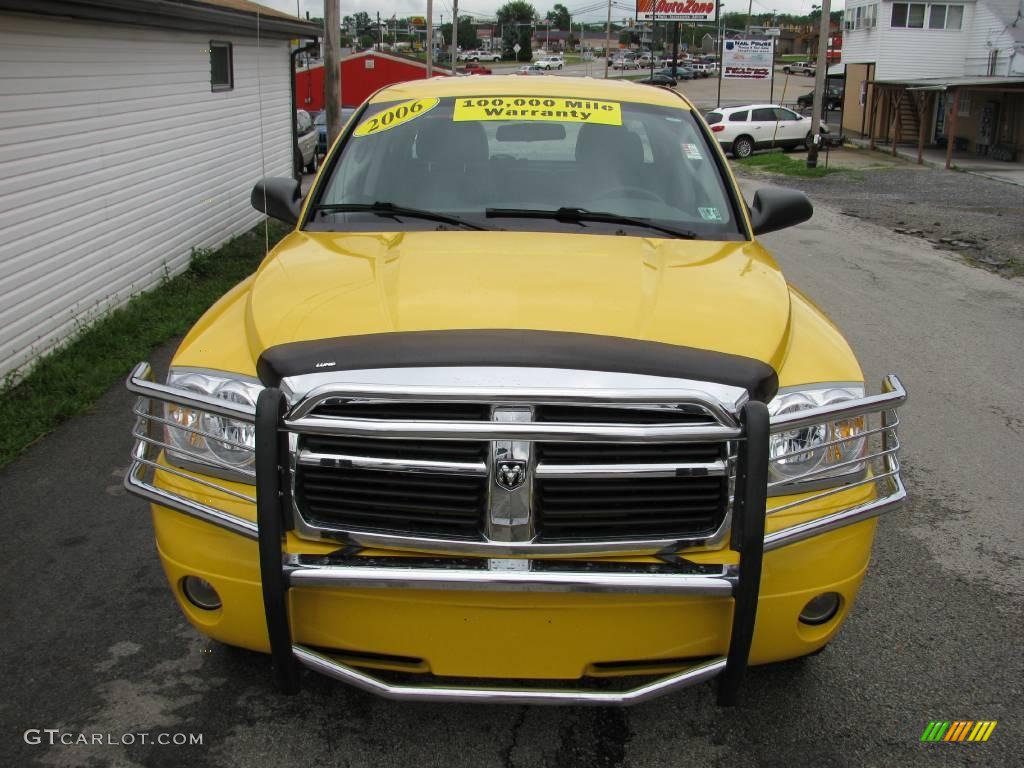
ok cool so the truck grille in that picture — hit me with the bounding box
[291,399,734,546]
[535,476,726,540]
[297,466,487,538]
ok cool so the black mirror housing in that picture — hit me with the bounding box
[749,187,813,236]
[251,177,302,225]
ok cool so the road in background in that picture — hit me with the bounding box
[1,185,1021,767]
[484,61,819,110]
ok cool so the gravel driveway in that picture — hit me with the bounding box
[734,160,1024,275]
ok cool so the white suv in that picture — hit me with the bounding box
[704,103,828,158]
[535,55,564,70]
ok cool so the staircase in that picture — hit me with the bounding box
[894,91,920,143]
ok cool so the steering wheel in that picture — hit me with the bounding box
[593,185,663,203]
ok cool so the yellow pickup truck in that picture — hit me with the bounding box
[126,76,905,706]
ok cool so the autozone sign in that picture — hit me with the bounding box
[636,0,717,22]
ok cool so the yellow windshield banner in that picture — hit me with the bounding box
[353,98,439,137]
[453,96,622,126]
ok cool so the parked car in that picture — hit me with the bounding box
[704,103,830,157]
[459,63,492,75]
[127,75,907,707]
[535,55,564,70]
[659,66,697,81]
[295,108,318,173]
[688,62,714,78]
[782,61,816,76]
[312,108,357,157]
[517,64,546,75]
[610,57,639,70]
[797,85,845,111]
[639,73,677,87]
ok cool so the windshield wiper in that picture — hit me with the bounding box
[485,207,698,240]
[314,202,489,231]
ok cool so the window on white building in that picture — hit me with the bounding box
[891,3,963,30]
[210,41,233,91]
[846,3,878,30]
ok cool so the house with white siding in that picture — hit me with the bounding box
[839,0,1024,166]
[0,0,318,382]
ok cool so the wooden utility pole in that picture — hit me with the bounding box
[451,0,459,73]
[426,0,433,76]
[805,0,831,168]
[323,0,341,143]
[604,0,612,78]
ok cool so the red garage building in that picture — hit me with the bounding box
[296,50,446,111]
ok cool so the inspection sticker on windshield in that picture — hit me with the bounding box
[698,207,723,221]
[681,143,703,160]
[353,98,439,137]
[454,96,622,126]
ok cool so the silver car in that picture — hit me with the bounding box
[296,109,318,174]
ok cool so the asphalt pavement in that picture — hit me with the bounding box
[1,185,1021,767]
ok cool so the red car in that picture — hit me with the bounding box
[459,64,492,75]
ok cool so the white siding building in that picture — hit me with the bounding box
[840,0,1024,163]
[843,0,1023,78]
[0,0,317,382]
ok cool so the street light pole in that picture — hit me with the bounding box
[716,2,725,108]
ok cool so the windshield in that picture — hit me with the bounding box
[309,95,743,239]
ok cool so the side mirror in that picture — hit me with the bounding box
[749,187,813,236]
[251,177,302,225]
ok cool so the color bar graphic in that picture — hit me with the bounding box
[921,721,996,742]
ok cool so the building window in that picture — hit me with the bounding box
[210,41,233,91]
[957,91,971,117]
[946,5,963,29]
[891,3,962,30]
[847,4,878,30]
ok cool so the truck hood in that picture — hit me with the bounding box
[245,230,792,369]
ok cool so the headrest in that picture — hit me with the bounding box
[415,119,489,165]
[575,123,645,173]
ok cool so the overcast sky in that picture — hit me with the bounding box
[261,0,844,25]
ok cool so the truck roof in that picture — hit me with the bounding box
[368,75,696,111]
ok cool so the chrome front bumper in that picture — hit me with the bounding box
[125,363,906,705]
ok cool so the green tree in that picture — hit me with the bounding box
[440,17,481,51]
[497,2,537,60]
[545,3,570,31]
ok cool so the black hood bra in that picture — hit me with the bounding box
[257,329,779,402]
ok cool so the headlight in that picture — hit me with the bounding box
[767,384,866,496]
[164,369,261,481]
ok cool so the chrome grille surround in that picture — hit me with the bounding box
[125,362,905,559]
[280,367,746,555]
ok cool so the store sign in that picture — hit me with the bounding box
[635,0,717,23]
[722,39,774,80]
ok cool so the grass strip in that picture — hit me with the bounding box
[0,221,289,467]
[736,152,847,178]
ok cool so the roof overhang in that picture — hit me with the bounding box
[0,0,320,39]
[867,76,1024,91]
